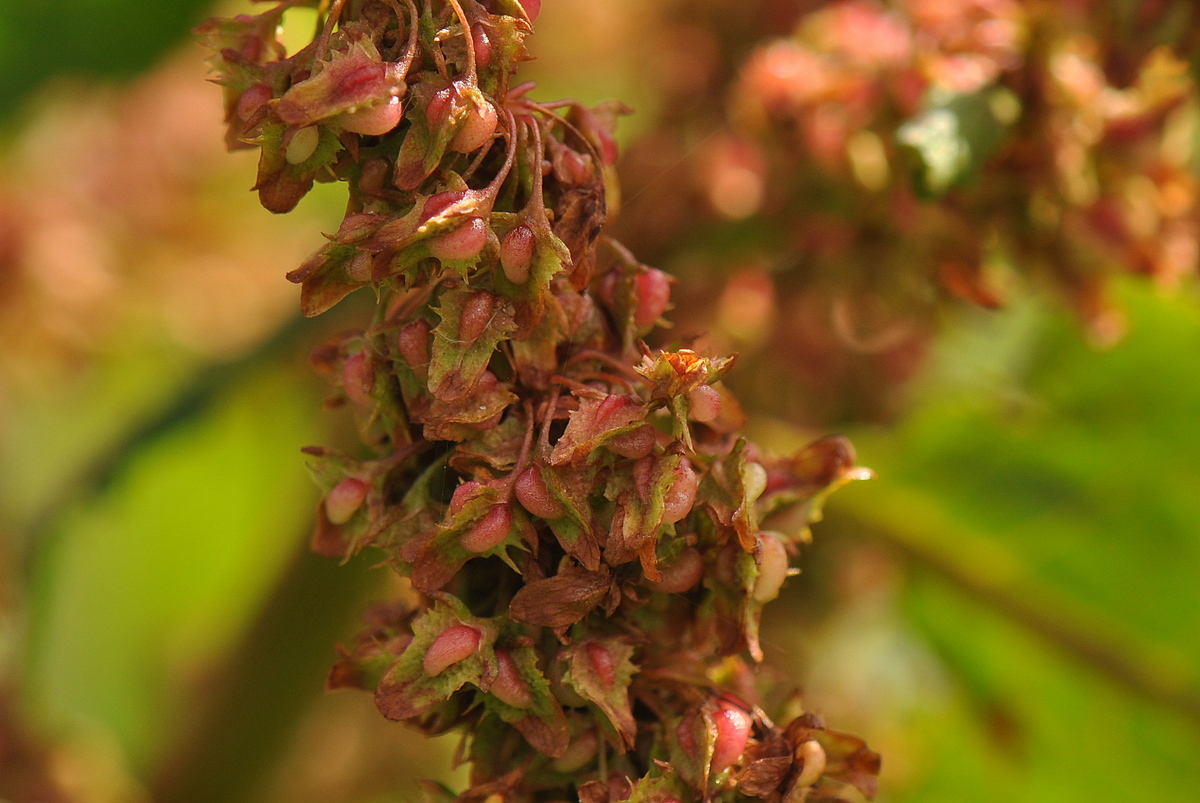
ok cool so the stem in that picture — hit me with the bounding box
[444,0,476,83]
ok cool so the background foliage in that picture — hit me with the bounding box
[1,1,1198,801]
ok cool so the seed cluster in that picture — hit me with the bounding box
[199,2,879,801]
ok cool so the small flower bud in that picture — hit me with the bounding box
[326,478,368,525]
[285,125,320,165]
[430,217,488,261]
[342,351,374,406]
[461,504,511,552]
[449,480,483,516]
[423,624,481,676]
[752,532,789,603]
[451,99,499,153]
[606,424,656,459]
[339,96,403,136]
[491,650,533,708]
[794,739,827,788]
[398,320,431,370]
[500,225,535,284]
[515,466,565,519]
[634,268,672,328]
[662,459,698,523]
[584,642,616,690]
[711,704,752,774]
[687,384,722,423]
[458,291,495,344]
[647,547,703,593]
[471,24,493,68]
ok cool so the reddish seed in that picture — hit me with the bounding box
[662,460,698,523]
[397,320,431,370]
[326,478,369,525]
[345,252,372,282]
[500,225,535,284]
[471,24,493,67]
[458,291,495,343]
[710,704,752,774]
[647,547,704,593]
[450,480,482,516]
[461,504,512,552]
[340,96,403,136]
[517,0,541,21]
[451,99,499,153]
[423,625,481,676]
[634,268,672,328]
[687,384,722,423]
[514,467,565,519]
[420,191,467,224]
[492,649,533,708]
[342,351,373,406]
[236,83,272,121]
[594,394,631,429]
[430,217,488,261]
[427,87,454,130]
[606,424,656,459]
[584,642,615,690]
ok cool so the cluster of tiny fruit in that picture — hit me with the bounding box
[199,2,879,802]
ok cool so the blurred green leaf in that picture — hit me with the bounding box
[26,364,324,771]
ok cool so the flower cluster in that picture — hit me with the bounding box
[199,2,878,802]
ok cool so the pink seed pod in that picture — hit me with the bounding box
[471,23,493,67]
[584,642,615,690]
[426,86,455,130]
[430,216,488,261]
[450,99,499,153]
[458,291,495,343]
[634,268,672,328]
[662,459,698,523]
[608,773,632,802]
[397,319,431,370]
[449,480,483,516]
[236,83,272,121]
[606,424,656,459]
[687,384,722,423]
[710,704,752,774]
[752,532,789,603]
[551,730,598,773]
[423,624,481,676]
[594,394,632,429]
[461,504,512,552]
[517,0,541,21]
[357,157,390,194]
[514,466,565,519]
[285,125,320,165]
[325,478,369,525]
[500,224,535,284]
[491,650,533,708]
[647,547,704,593]
[421,190,467,224]
[339,96,403,136]
[342,351,374,407]
[793,739,827,789]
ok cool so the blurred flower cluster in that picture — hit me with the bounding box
[613,0,1199,423]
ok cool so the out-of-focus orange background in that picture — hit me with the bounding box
[2,2,1200,802]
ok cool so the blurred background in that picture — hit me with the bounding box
[2,0,1200,801]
